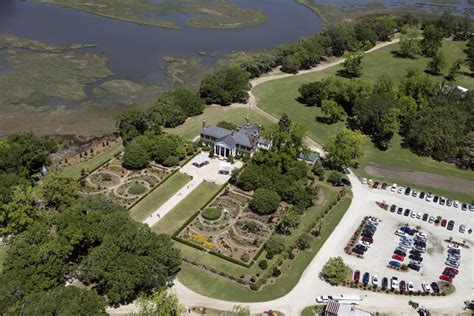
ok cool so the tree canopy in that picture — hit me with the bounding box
[324,128,365,168]
[250,188,281,215]
[322,257,349,285]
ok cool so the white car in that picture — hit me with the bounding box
[369,217,381,223]
[391,277,399,290]
[448,243,460,250]
[428,216,435,224]
[410,210,416,218]
[408,281,414,292]
[391,183,397,192]
[316,295,331,303]
[411,190,418,198]
[368,179,373,186]
[361,241,371,248]
[372,275,379,287]
[421,282,431,294]
[416,232,428,239]
[395,229,406,237]
[362,178,368,184]
[416,212,422,219]
[397,186,404,194]
[426,193,433,202]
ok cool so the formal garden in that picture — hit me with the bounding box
[177,186,279,265]
[79,157,172,209]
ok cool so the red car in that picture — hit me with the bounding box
[373,181,379,188]
[392,254,405,261]
[361,236,373,243]
[441,219,447,227]
[353,270,361,283]
[444,267,458,275]
[439,274,453,283]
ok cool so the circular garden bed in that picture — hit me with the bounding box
[201,207,222,221]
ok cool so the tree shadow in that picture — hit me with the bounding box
[315,116,334,125]
[390,50,418,59]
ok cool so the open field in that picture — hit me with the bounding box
[166,106,274,140]
[177,193,352,301]
[129,172,192,222]
[61,142,123,180]
[41,0,266,29]
[151,181,221,235]
[253,40,474,199]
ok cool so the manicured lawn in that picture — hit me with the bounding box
[253,40,474,196]
[151,182,221,235]
[129,171,192,222]
[0,245,8,273]
[301,305,324,316]
[61,143,123,180]
[166,107,273,141]
[177,194,352,301]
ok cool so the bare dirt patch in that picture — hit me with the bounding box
[364,163,474,196]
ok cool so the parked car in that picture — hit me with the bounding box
[433,196,439,203]
[416,212,422,219]
[421,282,431,294]
[373,181,379,188]
[362,272,370,285]
[419,192,425,199]
[362,178,368,184]
[361,236,373,243]
[404,209,410,216]
[448,243,460,250]
[447,220,455,231]
[409,254,423,262]
[372,275,379,287]
[381,182,388,190]
[426,193,433,202]
[445,260,460,268]
[392,254,405,261]
[395,229,406,237]
[447,199,452,207]
[399,280,406,293]
[396,245,408,253]
[461,203,467,211]
[422,213,429,221]
[397,207,403,215]
[401,226,415,235]
[391,276,399,289]
[408,263,420,271]
[410,260,423,268]
[410,210,416,218]
[459,224,466,233]
[361,241,371,248]
[404,187,411,195]
[353,270,361,283]
[431,282,440,293]
[390,204,397,212]
[453,200,459,208]
[469,204,474,212]
[416,232,427,239]
[368,179,373,186]
[382,277,388,290]
[441,219,447,227]
[316,295,332,303]
[444,267,459,275]
[439,197,446,205]
[412,190,418,197]
[439,274,453,283]
[391,183,397,192]
[407,281,414,292]
[397,187,404,194]
[389,261,401,268]
[428,216,435,224]
[442,270,456,278]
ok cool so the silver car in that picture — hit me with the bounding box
[459,224,466,233]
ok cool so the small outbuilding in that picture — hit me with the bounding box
[218,162,231,175]
[298,151,320,166]
[192,156,209,168]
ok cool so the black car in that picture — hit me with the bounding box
[354,244,368,251]
[422,213,429,221]
[362,229,375,236]
[448,248,460,254]
[431,282,440,293]
[414,241,426,247]
[409,254,423,262]
[404,187,411,195]
[362,272,370,285]
[390,204,397,212]
[408,263,420,271]
[461,203,467,211]
[410,250,422,256]
[440,197,446,205]
[397,207,403,214]
[394,249,406,257]
[447,220,455,231]
[404,209,410,216]
[433,196,439,203]
[352,248,365,255]
[419,192,425,199]
[381,183,388,190]
[341,178,351,186]
[381,277,388,290]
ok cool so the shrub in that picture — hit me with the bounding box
[297,234,313,250]
[322,257,349,285]
[241,253,250,262]
[162,155,180,167]
[265,252,274,260]
[264,235,285,257]
[272,267,281,277]
[259,260,268,270]
[201,208,222,220]
[250,283,259,291]
[101,173,112,182]
[250,188,281,215]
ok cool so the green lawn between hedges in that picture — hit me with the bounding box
[61,143,123,180]
[253,40,474,199]
[177,191,352,302]
[128,172,192,222]
[151,181,221,235]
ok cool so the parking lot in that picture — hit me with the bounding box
[340,181,474,296]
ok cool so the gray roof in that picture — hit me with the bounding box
[298,151,320,162]
[201,126,231,139]
[202,124,261,149]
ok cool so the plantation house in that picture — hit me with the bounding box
[200,121,270,158]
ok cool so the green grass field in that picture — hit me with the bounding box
[177,193,352,301]
[301,305,324,316]
[61,143,123,180]
[253,40,474,198]
[129,172,192,222]
[166,106,273,141]
[151,181,221,235]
